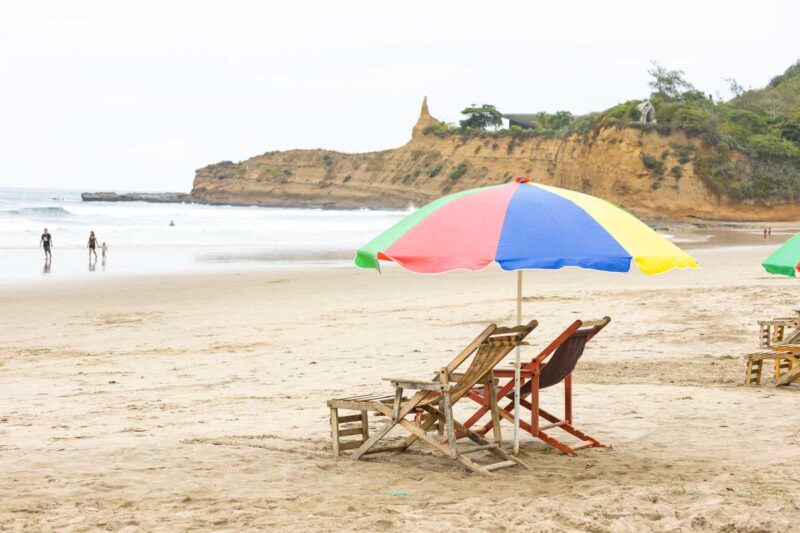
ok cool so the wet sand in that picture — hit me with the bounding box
[2,242,800,531]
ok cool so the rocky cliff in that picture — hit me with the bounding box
[191,98,798,221]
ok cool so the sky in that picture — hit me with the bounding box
[1,0,798,192]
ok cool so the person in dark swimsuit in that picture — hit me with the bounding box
[40,228,53,261]
[88,231,98,262]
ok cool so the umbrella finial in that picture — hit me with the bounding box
[515,176,530,183]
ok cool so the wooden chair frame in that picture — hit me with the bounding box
[746,310,800,387]
[327,321,538,475]
[758,314,800,348]
[745,351,800,386]
[463,317,610,455]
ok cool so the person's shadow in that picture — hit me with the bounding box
[89,260,96,272]
[43,260,51,274]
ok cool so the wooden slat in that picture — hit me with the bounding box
[386,380,446,391]
[539,421,567,431]
[442,324,498,375]
[460,444,497,454]
[484,460,515,472]
[338,427,364,437]
[337,414,362,423]
[360,444,407,455]
[339,440,366,451]
[328,400,375,410]
[580,318,610,329]
[775,364,800,386]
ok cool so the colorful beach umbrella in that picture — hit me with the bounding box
[355,177,698,453]
[763,232,800,277]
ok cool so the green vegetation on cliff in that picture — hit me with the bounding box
[425,61,800,203]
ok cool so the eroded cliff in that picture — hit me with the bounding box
[191,98,797,221]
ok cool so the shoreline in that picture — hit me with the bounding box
[77,189,800,223]
[1,222,790,288]
[0,241,786,292]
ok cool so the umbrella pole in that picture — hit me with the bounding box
[513,270,522,455]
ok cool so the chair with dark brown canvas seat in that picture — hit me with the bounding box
[463,317,609,455]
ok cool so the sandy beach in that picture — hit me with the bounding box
[2,244,800,531]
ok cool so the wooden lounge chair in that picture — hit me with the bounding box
[326,320,538,475]
[745,351,800,386]
[758,314,800,348]
[464,317,610,455]
[746,312,800,386]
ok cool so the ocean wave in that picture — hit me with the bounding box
[2,206,76,217]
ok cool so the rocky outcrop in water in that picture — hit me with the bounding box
[81,192,191,203]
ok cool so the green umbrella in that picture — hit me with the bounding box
[763,233,800,277]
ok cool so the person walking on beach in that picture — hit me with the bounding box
[40,228,53,261]
[101,242,108,264]
[88,231,99,262]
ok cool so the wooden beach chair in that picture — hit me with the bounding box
[757,313,800,349]
[464,317,610,455]
[745,312,800,386]
[744,351,800,386]
[326,320,538,475]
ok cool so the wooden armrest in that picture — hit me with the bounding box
[581,318,610,328]
[383,378,449,391]
[772,344,800,353]
[493,368,536,378]
[759,318,800,326]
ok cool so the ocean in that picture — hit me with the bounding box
[0,187,409,285]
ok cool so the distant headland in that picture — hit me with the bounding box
[86,62,800,221]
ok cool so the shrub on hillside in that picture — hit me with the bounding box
[449,161,469,181]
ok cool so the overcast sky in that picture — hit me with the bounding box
[1,0,798,192]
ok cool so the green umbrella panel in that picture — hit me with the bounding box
[763,232,800,278]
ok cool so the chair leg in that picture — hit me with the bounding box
[486,378,502,444]
[360,410,369,441]
[442,392,458,458]
[493,380,603,455]
[564,374,573,424]
[330,407,340,457]
[530,374,540,437]
[746,357,763,386]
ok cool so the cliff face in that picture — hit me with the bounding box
[191,99,798,221]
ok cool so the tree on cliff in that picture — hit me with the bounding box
[459,104,503,130]
[648,61,695,101]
